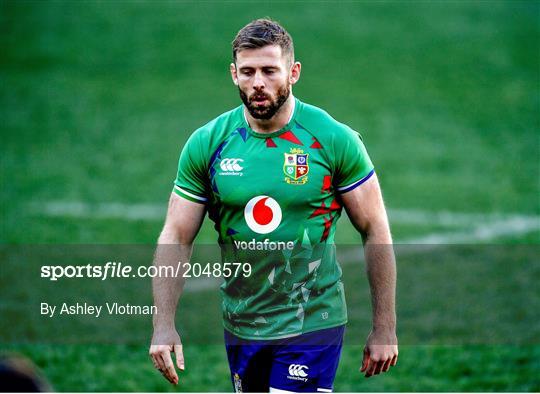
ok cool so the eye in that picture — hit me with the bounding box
[240,69,253,76]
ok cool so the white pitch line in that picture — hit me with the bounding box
[35,201,540,228]
[185,277,222,292]
[35,201,166,221]
[28,201,540,293]
[32,200,540,245]
[183,213,540,293]
[388,209,539,228]
[401,216,539,244]
[187,214,540,292]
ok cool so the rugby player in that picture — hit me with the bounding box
[150,18,398,392]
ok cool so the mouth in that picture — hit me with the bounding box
[251,95,270,105]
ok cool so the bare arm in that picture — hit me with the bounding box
[149,192,206,385]
[340,173,398,378]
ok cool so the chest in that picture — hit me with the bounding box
[209,135,333,210]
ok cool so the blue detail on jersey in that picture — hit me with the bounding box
[226,228,239,236]
[236,127,248,142]
[340,169,375,193]
[295,120,307,130]
[209,140,228,171]
[211,178,219,193]
[209,133,236,194]
[224,325,344,392]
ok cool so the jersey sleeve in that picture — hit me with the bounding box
[333,126,375,193]
[173,130,209,204]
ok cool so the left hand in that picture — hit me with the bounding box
[360,328,398,378]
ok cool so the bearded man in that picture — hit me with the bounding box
[150,18,398,393]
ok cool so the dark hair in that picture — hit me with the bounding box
[232,18,294,64]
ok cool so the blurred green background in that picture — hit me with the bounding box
[1,0,539,391]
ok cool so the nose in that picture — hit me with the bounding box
[253,70,265,90]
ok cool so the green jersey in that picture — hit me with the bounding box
[174,97,374,340]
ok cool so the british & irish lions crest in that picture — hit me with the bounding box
[283,148,309,185]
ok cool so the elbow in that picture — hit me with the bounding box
[363,219,393,245]
[158,224,194,246]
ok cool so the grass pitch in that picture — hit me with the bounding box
[1,0,539,391]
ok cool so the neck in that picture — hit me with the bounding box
[244,95,295,133]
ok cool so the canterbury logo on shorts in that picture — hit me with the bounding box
[288,364,309,378]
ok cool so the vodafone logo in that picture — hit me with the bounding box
[244,196,282,234]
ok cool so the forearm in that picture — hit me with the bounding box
[364,222,397,332]
[152,226,192,330]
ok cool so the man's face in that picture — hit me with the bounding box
[231,45,295,120]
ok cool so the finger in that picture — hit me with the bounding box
[382,357,392,373]
[391,354,398,366]
[360,348,370,372]
[151,356,160,370]
[174,344,185,371]
[149,349,158,368]
[366,358,379,378]
[159,351,179,385]
[374,360,384,375]
[163,351,179,385]
[151,349,165,372]
[364,359,373,377]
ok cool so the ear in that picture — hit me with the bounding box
[289,61,301,85]
[230,63,238,85]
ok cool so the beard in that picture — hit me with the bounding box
[238,84,290,120]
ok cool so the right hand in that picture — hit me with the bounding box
[149,328,184,385]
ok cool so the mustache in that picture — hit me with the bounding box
[249,92,271,102]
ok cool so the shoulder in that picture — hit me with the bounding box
[188,105,244,145]
[295,100,361,146]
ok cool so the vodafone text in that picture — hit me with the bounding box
[233,238,294,251]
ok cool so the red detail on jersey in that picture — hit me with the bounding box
[310,137,322,149]
[322,175,332,193]
[253,197,273,225]
[266,138,277,148]
[321,215,334,242]
[309,202,329,218]
[309,198,342,219]
[278,130,303,145]
[329,199,341,211]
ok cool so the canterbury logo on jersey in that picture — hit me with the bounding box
[220,158,244,172]
[288,364,309,381]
